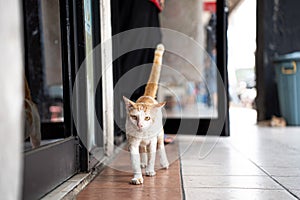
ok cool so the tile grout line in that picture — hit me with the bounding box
[248,162,300,200]
[182,174,268,177]
[179,144,186,200]
[227,140,300,200]
[182,186,296,190]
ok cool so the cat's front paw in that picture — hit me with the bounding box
[145,170,156,176]
[130,177,144,185]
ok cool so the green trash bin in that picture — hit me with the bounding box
[274,52,300,125]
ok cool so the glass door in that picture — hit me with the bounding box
[22,0,77,199]
[22,0,105,198]
[23,0,66,151]
[160,0,229,136]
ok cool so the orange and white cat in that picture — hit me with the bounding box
[123,44,169,185]
[24,76,41,149]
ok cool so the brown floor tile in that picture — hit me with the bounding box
[78,188,181,200]
[77,142,182,200]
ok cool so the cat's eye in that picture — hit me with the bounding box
[144,116,151,121]
[130,115,137,120]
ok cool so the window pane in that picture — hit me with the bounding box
[24,0,64,151]
[159,0,218,119]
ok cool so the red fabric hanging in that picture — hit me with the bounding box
[150,0,163,11]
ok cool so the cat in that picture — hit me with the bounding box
[24,76,41,149]
[270,115,286,127]
[123,44,169,185]
[258,115,286,127]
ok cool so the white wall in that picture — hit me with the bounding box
[0,0,23,199]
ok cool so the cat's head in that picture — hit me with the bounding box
[123,96,165,131]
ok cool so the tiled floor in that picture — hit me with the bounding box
[76,108,300,199]
[180,135,299,200]
[180,108,300,199]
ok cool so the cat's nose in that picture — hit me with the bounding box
[138,123,143,129]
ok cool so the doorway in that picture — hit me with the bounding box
[227,0,257,126]
[160,0,230,136]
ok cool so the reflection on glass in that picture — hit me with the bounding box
[159,0,218,118]
[41,0,64,123]
[24,0,64,151]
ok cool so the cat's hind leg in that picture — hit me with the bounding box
[145,138,157,176]
[139,145,147,168]
[158,133,169,169]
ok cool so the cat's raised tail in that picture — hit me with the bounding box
[143,44,165,98]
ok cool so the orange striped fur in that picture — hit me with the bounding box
[143,44,164,98]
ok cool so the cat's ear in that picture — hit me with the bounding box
[123,96,136,109]
[154,102,166,108]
